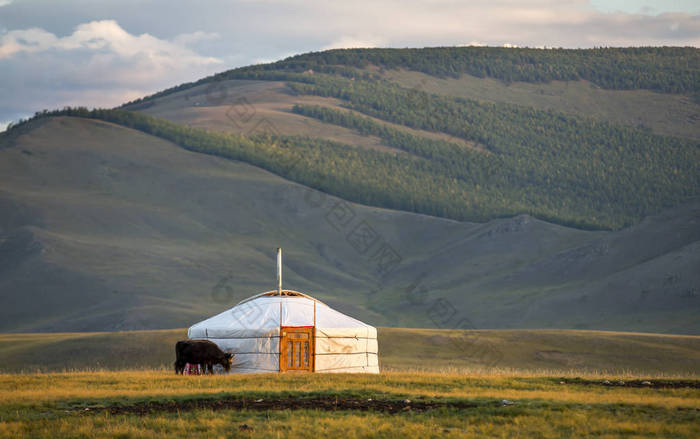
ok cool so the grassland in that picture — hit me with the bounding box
[0,370,698,438]
[1,328,699,376]
[1,324,697,438]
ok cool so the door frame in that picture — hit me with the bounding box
[280,326,315,372]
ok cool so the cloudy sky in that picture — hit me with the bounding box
[1,0,699,130]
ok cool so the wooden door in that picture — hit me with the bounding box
[280,326,314,372]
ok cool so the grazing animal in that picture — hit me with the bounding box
[174,340,233,375]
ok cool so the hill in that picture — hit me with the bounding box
[115,47,700,230]
[1,327,698,375]
[0,116,698,333]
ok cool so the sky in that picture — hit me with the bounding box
[1,0,699,131]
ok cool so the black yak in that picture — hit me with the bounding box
[175,340,233,374]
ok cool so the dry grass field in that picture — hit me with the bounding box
[1,327,698,437]
[1,327,699,375]
[0,370,698,438]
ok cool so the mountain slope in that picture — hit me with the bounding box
[379,69,700,140]
[1,116,698,333]
[116,47,700,230]
[125,46,700,142]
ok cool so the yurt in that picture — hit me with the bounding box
[187,249,379,373]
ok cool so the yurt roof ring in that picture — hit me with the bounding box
[236,289,327,306]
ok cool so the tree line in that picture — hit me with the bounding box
[7,99,698,231]
[122,46,699,109]
[284,47,700,94]
[286,73,699,229]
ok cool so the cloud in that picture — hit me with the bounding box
[0,0,12,7]
[0,20,222,123]
[0,27,57,58]
[173,31,221,46]
[0,20,221,65]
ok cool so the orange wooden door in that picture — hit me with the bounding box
[280,327,314,372]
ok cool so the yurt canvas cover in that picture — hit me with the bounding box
[188,291,379,373]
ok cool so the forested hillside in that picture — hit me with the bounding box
[278,47,700,93]
[123,47,699,229]
[124,47,700,104]
[7,47,699,231]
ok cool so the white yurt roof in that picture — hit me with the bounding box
[188,290,377,339]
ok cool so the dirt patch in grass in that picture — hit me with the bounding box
[560,378,700,389]
[104,396,483,415]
